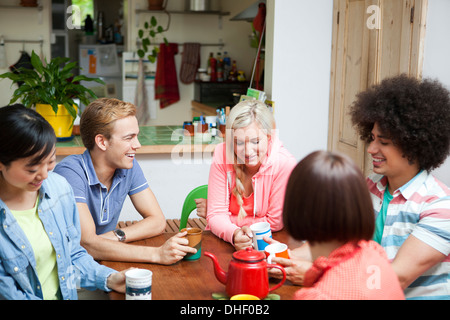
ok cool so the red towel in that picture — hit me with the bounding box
[253,3,266,36]
[155,43,180,109]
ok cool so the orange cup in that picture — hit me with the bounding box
[264,243,290,264]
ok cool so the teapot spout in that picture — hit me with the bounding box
[204,252,227,285]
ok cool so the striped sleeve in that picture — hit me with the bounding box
[412,196,450,255]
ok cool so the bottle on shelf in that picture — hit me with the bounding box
[208,52,217,82]
[84,14,94,35]
[223,51,231,81]
[216,52,223,82]
[228,60,238,81]
[97,11,105,43]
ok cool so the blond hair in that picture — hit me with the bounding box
[80,98,137,150]
[226,100,275,220]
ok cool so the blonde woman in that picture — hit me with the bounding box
[205,100,297,250]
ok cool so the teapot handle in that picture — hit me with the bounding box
[266,264,286,292]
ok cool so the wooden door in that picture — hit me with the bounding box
[328,0,428,175]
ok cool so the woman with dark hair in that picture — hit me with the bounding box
[284,151,403,299]
[0,105,127,300]
[350,74,450,300]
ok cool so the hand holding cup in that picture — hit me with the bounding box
[181,227,203,260]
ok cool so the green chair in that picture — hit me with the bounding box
[179,185,208,231]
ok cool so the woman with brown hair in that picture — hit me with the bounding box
[284,151,404,299]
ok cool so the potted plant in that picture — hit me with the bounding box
[137,15,169,63]
[0,50,104,139]
[148,0,167,10]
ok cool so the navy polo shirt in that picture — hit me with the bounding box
[54,150,149,235]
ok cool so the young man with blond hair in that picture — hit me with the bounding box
[55,98,195,264]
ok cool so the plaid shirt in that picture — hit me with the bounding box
[367,171,450,300]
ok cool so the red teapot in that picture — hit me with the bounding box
[204,247,286,299]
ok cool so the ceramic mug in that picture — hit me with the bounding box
[264,243,290,264]
[125,269,152,300]
[249,222,272,251]
[181,227,203,260]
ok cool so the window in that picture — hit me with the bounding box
[71,0,94,30]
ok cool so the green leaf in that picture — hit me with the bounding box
[30,51,44,75]
[138,29,144,38]
[137,49,145,58]
[151,16,157,26]
[211,292,228,300]
[72,75,104,85]
[61,61,78,74]
[0,71,20,80]
[64,102,78,119]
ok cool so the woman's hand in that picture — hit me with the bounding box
[106,268,132,293]
[268,257,312,286]
[194,198,207,218]
[264,236,312,286]
[233,226,253,251]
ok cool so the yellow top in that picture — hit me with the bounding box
[11,198,60,300]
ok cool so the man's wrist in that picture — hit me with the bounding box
[113,229,126,242]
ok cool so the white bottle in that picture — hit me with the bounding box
[0,37,6,69]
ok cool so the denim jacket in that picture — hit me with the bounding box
[0,172,116,300]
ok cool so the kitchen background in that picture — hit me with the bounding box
[0,0,258,125]
[1,0,450,222]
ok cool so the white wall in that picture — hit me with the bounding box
[0,0,52,107]
[265,0,333,161]
[118,153,212,221]
[423,0,450,186]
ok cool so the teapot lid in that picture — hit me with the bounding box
[232,247,265,262]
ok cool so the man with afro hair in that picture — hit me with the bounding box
[350,74,450,300]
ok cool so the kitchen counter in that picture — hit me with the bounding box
[55,125,221,156]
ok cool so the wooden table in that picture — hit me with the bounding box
[101,230,301,300]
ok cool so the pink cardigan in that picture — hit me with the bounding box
[206,137,297,244]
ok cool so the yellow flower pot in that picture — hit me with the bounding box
[35,104,77,140]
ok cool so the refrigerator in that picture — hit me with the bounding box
[78,44,123,110]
